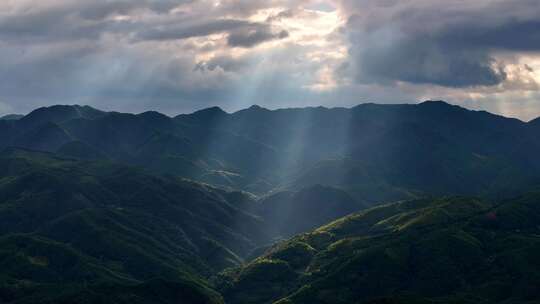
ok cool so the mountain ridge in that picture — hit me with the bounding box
[13,100,532,122]
[3,101,540,204]
[1,101,540,303]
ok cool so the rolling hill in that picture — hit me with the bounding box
[1,102,540,303]
[217,194,540,304]
[0,148,265,303]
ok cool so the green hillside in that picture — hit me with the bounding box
[2,102,540,303]
[217,195,540,304]
[0,149,266,303]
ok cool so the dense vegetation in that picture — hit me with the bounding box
[2,101,540,203]
[0,149,263,303]
[217,195,540,304]
[1,102,540,303]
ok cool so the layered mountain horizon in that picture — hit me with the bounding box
[3,100,540,200]
[1,101,540,303]
[5,100,540,121]
[3,0,540,302]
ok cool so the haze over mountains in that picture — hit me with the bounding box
[1,101,540,303]
[2,101,540,201]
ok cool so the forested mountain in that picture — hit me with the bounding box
[2,101,540,203]
[217,194,540,304]
[1,102,540,303]
[0,149,262,303]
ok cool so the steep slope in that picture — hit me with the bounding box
[256,185,366,238]
[60,108,280,192]
[11,122,73,152]
[56,140,108,160]
[217,195,540,304]
[0,148,266,303]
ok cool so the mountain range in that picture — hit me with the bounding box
[1,101,539,303]
[3,101,540,201]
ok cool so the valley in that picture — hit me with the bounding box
[1,102,539,303]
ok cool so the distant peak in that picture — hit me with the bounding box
[180,106,228,121]
[24,104,104,119]
[194,106,226,114]
[30,104,95,112]
[419,100,452,106]
[248,104,267,110]
[137,110,170,119]
[231,104,272,116]
[189,106,228,118]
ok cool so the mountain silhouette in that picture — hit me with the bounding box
[2,101,539,203]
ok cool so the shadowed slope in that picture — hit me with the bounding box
[2,102,540,203]
[256,185,366,238]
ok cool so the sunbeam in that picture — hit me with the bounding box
[1,1,540,304]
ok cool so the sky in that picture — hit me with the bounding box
[1,0,540,120]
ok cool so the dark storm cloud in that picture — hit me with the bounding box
[0,1,192,42]
[227,28,289,48]
[134,19,255,41]
[135,18,288,47]
[0,1,289,46]
[341,0,540,88]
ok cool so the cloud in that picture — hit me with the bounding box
[0,0,539,121]
[338,0,540,88]
[227,27,289,48]
[135,18,288,47]
[77,0,184,20]
[0,1,193,43]
[134,19,255,41]
[0,0,337,115]
[195,55,254,72]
